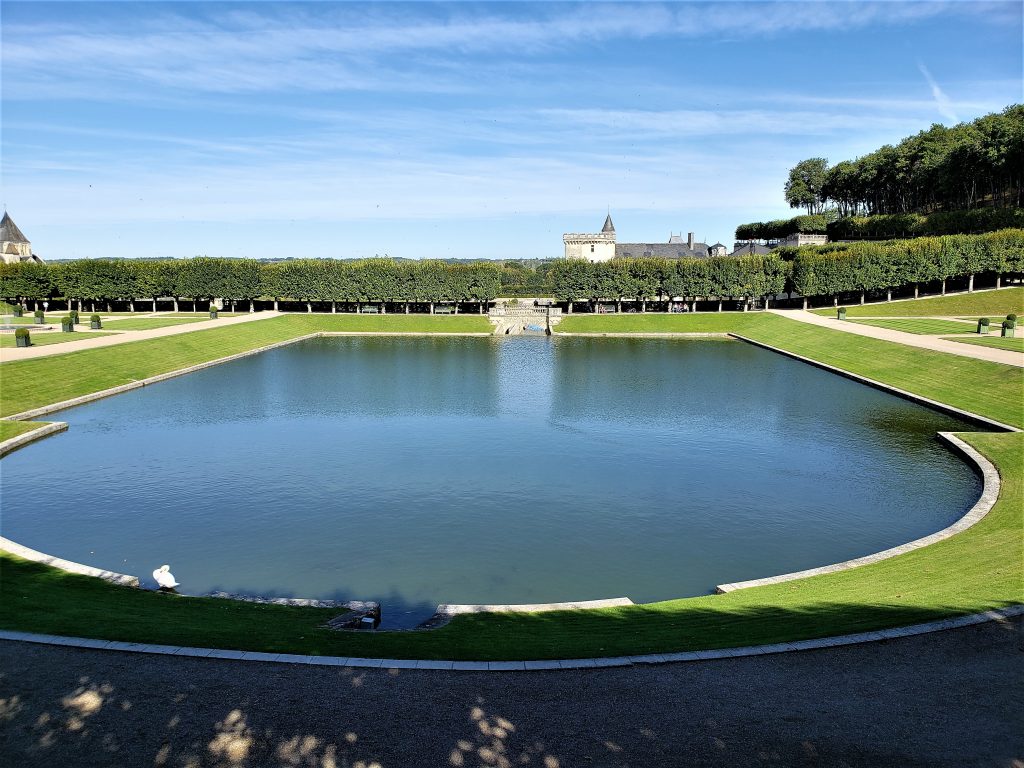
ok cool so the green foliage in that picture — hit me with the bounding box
[816,105,1024,216]
[784,157,829,214]
[791,230,1023,299]
[14,327,29,339]
[735,214,833,241]
[0,262,54,302]
[827,208,1024,240]
[89,314,101,323]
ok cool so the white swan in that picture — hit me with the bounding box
[153,564,180,590]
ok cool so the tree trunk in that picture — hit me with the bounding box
[107,302,112,313]
[941,279,946,296]
[641,299,646,313]
[331,301,336,314]
[996,275,1002,289]
[887,289,892,302]
[381,303,387,314]
[802,298,808,310]
[616,299,622,313]
[454,303,459,314]
[307,302,312,313]
[833,297,838,307]
[478,303,484,315]
[249,301,254,313]
[405,302,410,314]
[273,299,278,311]
[430,302,435,315]
[968,274,974,293]
[914,284,919,299]
[231,300,236,312]
[717,300,722,312]
[567,302,573,314]
[130,300,135,312]
[860,292,865,305]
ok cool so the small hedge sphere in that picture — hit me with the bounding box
[90,314,101,323]
[14,327,29,339]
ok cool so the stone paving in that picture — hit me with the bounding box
[0,311,281,362]
[770,308,1023,367]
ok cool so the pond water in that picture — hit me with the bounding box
[1,336,984,627]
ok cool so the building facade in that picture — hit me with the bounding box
[563,214,718,262]
[0,213,43,264]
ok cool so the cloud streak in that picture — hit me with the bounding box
[918,62,961,124]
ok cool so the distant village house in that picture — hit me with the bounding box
[0,212,44,265]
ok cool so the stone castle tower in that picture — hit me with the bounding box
[0,212,42,264]
[563,213,617,262]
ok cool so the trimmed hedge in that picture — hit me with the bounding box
[827,208,1024,241]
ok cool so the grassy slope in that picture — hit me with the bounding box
[848,318,979,335]
[0,331,116,349]
[811,287,1024,318]
[556,312,763,334]
[0,314,490,417]
[102,317,208,330]
[946,336,1024,353]
[1,432,1018,660]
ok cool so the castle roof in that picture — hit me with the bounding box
[0,212,29,244]
[616,242,712,259]
[730,242,773,257]
[602,213,615,233]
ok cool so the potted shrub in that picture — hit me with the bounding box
[1007,313,1018,328]
[14,328,30,347]
[837,307,847,320]
[33,309,44,324]
[12,306,22,317]
[1002,320,1015,338]
[69,310,79,325]
[977,317,990,334]
[89,314,102,330]
[61,316,74,333]
[209,305,219,319]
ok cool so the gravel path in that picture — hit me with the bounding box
[0,312,281,362]
[770,309,1023,367]
[1,617,1020,767]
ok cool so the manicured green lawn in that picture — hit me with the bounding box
[848,318,980,335]
[812,287,1024,318]
[103,317,209,331]
[0,420,48,442]
[556,312,763,334]
[0,310,1020,659]
[0,331,116,348]
[946,336,1024,353]
[0,314,491,417]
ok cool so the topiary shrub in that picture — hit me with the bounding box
[69,310,79,324]
[1007,313,1018,327]
[61,316,74,333]
[14,327,31,347]
[89,314,102,329]
[12,306,23,317]
[33,309,44,322]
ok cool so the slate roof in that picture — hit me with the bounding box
[602,214,615,233]
[616,242,712,259]
[0,212,29,244]
[729,242,773,257]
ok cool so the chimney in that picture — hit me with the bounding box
[687,232,694,250]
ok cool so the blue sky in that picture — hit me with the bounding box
[2,1,1021,261]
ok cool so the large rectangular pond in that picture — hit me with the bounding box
[1,337,985,627]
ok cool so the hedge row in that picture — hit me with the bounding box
[825,208,1024,241]
[734,214,832,242]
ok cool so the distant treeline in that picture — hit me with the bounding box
[783,104,1023,216]
[736,207,1024,243]
[3,230,1021,309]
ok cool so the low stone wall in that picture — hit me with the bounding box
[0,421,67,457]
[0,536,139,588]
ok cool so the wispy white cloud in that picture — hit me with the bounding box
[917,62,961,124]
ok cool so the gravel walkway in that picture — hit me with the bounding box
[0,312,281,362]
[1,617,1020,767]
[770,309,1023,367]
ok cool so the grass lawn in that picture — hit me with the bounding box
[0,420,49,442]
[556,312,764,334]
[0,310,1021,659]
[0,313,491,417]
[0,331,116,348]
[102,316,209,331]
[811,287,1024,318]
[946,336,1024,353]
[847,318,980,335]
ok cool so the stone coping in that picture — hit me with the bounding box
[0,536,139,588]
[716,433,1000,592]
[552,332,732,338]
[0,421,67,457]
[436,598,634,616]
[729,333,1020,433]
[0,605,1020,670]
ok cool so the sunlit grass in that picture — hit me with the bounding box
[811,287,1024,318]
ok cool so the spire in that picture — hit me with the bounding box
[0,212,29,244]
[601,212,615,233]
